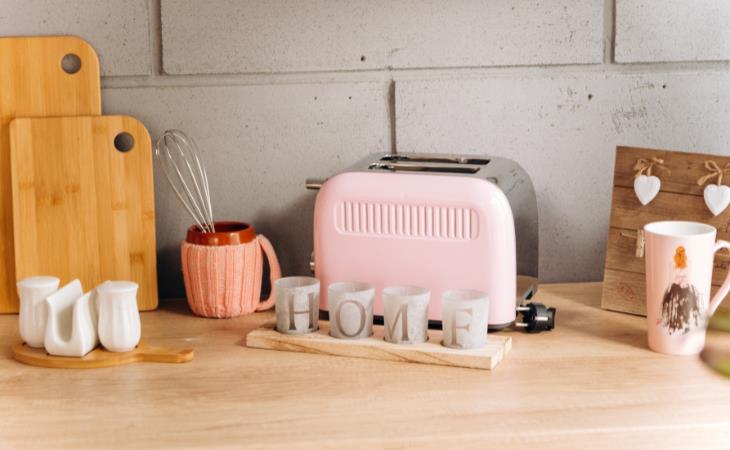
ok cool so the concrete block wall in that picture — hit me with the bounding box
[3,0,730,297]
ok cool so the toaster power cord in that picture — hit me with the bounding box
[515,302,556,333]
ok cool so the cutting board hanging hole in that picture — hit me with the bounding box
[114,132,135,153]
[60,53,81,74]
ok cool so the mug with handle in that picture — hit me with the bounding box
[181,221,281,318]
[644,221,730,355]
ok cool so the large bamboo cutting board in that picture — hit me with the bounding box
[0,36,101,312]
[9,116,158,311]
[602,146,730,316]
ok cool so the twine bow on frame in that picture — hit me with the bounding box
[697,160,730,216]
[697,160,730,186]
[633,157,668,178]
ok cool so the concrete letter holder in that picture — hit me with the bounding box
[441,289,490,350]
[382,285,430,345]
[328,282,375,339]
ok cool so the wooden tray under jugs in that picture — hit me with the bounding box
[13,341,194,369]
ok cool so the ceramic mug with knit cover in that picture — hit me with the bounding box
[181,222,281,318]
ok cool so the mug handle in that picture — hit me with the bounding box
[255,235,281,312]
[709,240,730,315]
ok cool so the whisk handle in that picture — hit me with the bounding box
[255,235,281,311]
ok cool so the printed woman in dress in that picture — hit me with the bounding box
[660,246,703,334]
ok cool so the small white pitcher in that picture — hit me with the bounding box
[44,280,99,357]
[17,276,60,347]
[97,281,141,353]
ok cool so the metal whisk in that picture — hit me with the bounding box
[155,130,215,233]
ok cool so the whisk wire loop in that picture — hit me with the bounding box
[155,130,215,233]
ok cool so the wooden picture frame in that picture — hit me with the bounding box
[602,146,730,315]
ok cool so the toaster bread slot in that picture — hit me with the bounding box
[368,162,481,174]
[379,154,490,165]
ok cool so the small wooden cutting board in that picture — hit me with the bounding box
[0,36,101,312]
[247,322,512,370]
[9,116,158,310]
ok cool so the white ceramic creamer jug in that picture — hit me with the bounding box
[17,276,60,347]
[96,281,141,353]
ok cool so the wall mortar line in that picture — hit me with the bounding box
[100,60,730,90]
[149,0,163,76]
[605,0,617,64]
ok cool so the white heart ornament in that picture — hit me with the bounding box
[703,184,730,216]
[634,175,661,205]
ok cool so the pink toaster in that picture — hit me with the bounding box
[308,153,538,329]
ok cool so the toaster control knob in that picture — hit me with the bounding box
[309,252,315,273]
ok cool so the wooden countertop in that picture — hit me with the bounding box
[2,282,730,448]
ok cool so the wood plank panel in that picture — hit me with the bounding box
[602,269,647,315]
[603,146,730,315]
[613,146,730,196]
[605,227,730,286]
[609,186,730,231]
[603,269,728,316]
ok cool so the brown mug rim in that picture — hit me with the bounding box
[186,221,256,246]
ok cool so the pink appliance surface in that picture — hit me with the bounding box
[313,171,517,327]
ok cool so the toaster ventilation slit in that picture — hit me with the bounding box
[441,208,448,239]
[401,205,408,236]
[360,203,367,233]
[418,206,425,237]
[374,203,381,234]
[463,208,471,239]
[425,206,433,237]
[335,202,477,240]
[367,205,371,233]
[433,207,440,237]
[387,205,392,234]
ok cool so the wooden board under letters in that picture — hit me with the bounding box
[602,146,730,315]
[247,321,511,370]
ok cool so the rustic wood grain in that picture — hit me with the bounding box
[9,116,158,311]
[602,269,647,315]
[247,321,511,370]
[2,285,730,449]
[13,341,194,369]
[602,147,730,315]
[609,186,730,232]
[605,227,730,287]
[613,146,730,196]
[0,36,101,313]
